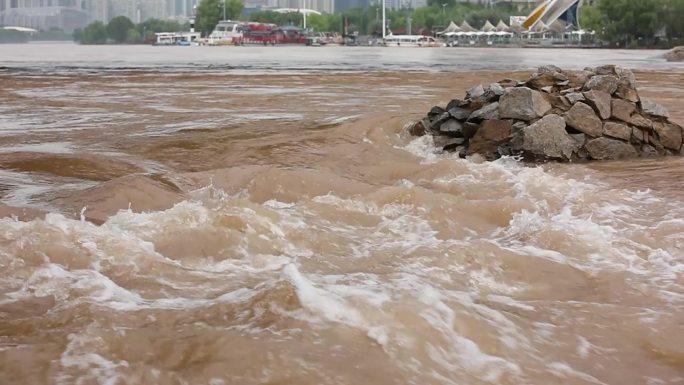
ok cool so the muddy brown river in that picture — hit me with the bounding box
[0,44,683,385]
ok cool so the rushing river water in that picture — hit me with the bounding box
[1,43,683,385]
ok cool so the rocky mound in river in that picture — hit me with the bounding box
[408,65,683,162]
[664,46,684,62]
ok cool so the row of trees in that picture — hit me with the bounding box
[72,0,684,47]
[195,1,531,37]
[195,0,245,36]
[73,17,189,44]
[581,0,684,47]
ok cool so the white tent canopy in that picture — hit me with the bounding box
[438,21,462,35]
[495,20,510,32]
[530,21,550,33]
[481,20,496,32]
[459,20,477,32]
[445,31,512,38]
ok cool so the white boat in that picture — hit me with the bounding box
[155,31,201,46]
[207,20,243,46]
[382,35,442,47]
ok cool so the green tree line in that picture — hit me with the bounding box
[73,0,684,47]
[239,1,531,36]
[195,0,245,36]
[73,17,190,44]
[582,0,684,47]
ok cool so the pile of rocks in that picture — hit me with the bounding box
[664,46,684,62]
[408,65,683,162]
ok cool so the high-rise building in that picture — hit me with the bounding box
[107,0,135,21]
[0,0,88,31]
[140,0,168,20]
[83,0,108,22]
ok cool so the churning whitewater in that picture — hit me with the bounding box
[1,46,683,385]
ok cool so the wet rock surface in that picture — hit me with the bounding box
[664,46,684,62]
[408,65,684,162]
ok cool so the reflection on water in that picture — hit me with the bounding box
[0,47,683,385]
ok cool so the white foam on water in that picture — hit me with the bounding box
[402,135,443,163]
[282,263,390,347]
[547,362,609,385]
[57,328,129,385]
[418,284,523,383]
[2,143,684,384]
[0,141,75,154]
[485,294,536,312]
[577,336,592,359]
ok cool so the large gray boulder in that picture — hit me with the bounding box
[585,137,638,160]
[468,102,500,122]
[510,114,580,161]
[595,65,636,88]
[448,106,471,121]
[439,118,464,136]
[612,67,639,102]
[653,121,683,151]
[583,90,612,120]
[467,119,512,158]
[565,92,585,104]
[603,121,632,141]
[584,75,619,94]
[526,71,568,89]
[562,69,592,88]
[611,99,636,122]
[641,99,670,119]
[564,102,603,137]
[466,84,485,99]
[615,81,640,103]
[489,82,505,96]
[537,64,562,74]
[630,114,653,129]
[499,87,552,121]
[632,127,648,143]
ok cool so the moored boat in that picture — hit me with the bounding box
[382,34,443,47]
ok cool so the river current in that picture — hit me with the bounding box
[1,43,683,385]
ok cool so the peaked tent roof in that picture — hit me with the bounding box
[481,20,496,32]
[495,19,509,32]
[530,21,550,33]
[441,21,461,34]
[459,20,476,32]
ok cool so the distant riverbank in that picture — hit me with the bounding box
[1,43,681,75]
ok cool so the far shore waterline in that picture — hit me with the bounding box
[1,44,681,74]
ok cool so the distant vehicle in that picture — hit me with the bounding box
[234,23,309,45]
[155,32,201,46]
[383,35,442,47]
[207,20,242,45]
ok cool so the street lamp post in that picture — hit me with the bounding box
[382,0,386,39]
[219,0,226,21]
[405,0,412,35]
